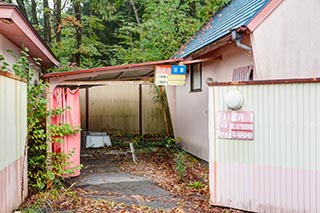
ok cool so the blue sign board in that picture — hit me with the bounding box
[171,65,186,75]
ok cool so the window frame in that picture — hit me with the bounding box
[190,62,202,92]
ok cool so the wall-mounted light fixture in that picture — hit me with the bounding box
[206,77,214,84]
[224,90,243,110]
[0,18,13,25]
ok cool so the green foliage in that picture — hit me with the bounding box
[108,0,232,64]
[26,184,77,210]
[86,0,116,20]
[111,0,203,63]
[51,14,109,69]
[152,86,168,107]
[196,0,232,20]
[161,136,182,148]
[152,85,173,135]
[0,54,9,71]
[175,150,186,181]
[132,134,145,144]
[25,0,231,69]
[7,48,81,191]
[188,181,203,190]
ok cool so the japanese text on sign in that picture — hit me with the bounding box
[155,65,186,86]
[216,111,254,140]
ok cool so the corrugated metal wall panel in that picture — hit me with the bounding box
[79,88,86,131]
[0,75,27,212]
[80,85,165,135]
[142,85,166,135]
[88,84,139,134]
[0,75,27,170]
[209,82,320,212]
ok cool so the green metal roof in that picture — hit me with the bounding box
[174,0,270,58]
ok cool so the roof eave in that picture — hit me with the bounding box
[0,4,59,69]
[246,0,283,31]
[41,58,184,79]
[183,34,232,60]
[175,0,278,59]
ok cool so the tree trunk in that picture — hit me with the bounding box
[73,1,82,66]
[54,0,62,43]
[129,0,140,25]
[43,0,51,44]
[31,0,39,26]
[16,0,28,20]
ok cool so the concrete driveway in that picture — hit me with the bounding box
[73,151,185,211]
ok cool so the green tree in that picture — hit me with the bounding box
[110,0,230,64]
[10,0,230,68]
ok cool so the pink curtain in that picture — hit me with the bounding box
[50,87,80,177]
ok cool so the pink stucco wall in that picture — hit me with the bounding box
[0,33,20,68]
[0,33,40,81]
[168,40,254,161]
[251,0,320,79]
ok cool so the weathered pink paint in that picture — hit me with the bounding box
[167,40,254,162]
[247,0,283,31]
[50,87,81,177]
[216,111,254,140]
[210,162,320,212]
[209,82,320,212]
[0,156,28,213]
[251,0,320,79]
[0,5,59,68]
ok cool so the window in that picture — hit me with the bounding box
[232,65,254,81]
[190,63,202,92]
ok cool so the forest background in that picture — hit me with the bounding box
[5,0,230,70]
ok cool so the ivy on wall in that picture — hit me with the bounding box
[1,49,80,191]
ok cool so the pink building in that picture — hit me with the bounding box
[168,0,320,211]
[169,0,320,161]
[0,2,58,212]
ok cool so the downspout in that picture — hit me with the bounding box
[231,29,252,51]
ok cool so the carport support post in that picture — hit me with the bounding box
[85,87,89,131]
[139,84,142,135]
[46,81,58,189]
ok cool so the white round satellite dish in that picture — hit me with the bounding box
[224,90,243,110]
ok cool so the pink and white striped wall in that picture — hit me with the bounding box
[208,80,320,212]
[0,73,28,212]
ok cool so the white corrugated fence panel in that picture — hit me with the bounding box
[209,82,320,212]
[0,75,27,170]
[0,74,27,212]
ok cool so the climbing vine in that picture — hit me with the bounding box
[152,86,173,136]
[1,48,80,191]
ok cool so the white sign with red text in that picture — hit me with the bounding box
[216,111,254,140]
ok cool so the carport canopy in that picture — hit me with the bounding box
[41,58,185,89]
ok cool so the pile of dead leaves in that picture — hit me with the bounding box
[20,187,161,213]
[20,138,243,212]
[119,148,242,212]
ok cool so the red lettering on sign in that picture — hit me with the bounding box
[216,111,254,140]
